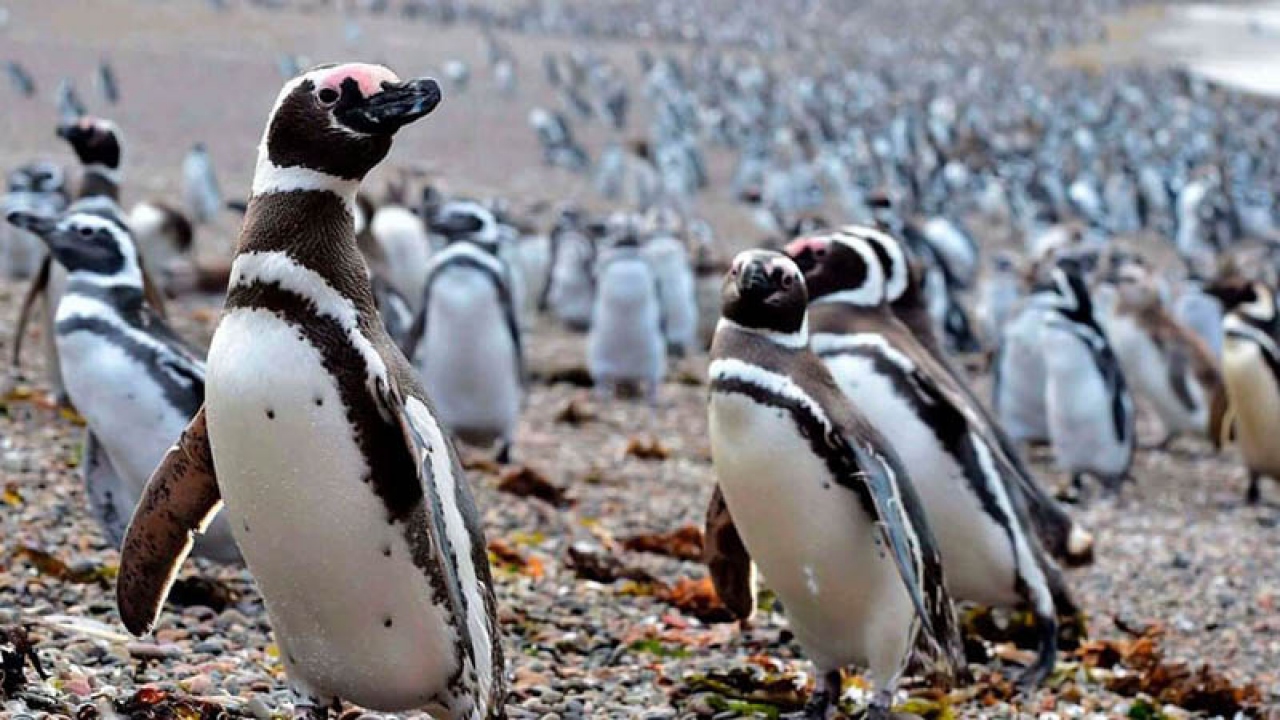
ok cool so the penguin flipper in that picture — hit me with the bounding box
[846,440,966,683]
[703,484,756,621]
[117,407,222,636]
[10,255,51,369]
[83,431,128,546]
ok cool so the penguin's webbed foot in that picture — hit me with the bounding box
[796,669,841,720]
[1016,612,1057,691]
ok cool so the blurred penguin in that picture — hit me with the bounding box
[182,143,222,226]
[642,211,698,356]
[409,237,524,463]
[589,234,666,403]
[544,208,597,330]
[976,251,1022,350]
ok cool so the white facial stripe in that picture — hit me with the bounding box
[250,157,359,210]
[716,316,809,349]
[1225,314,1280,360]
[837,225,908,301]
[404,396,494,711]
[83,164,122,184]
[709,357,831,433]
[1241,286,1276,321]
[230,251,387,387]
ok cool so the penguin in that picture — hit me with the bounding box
[56,78,86,123]
[115,64,503,719]
[2,161,67,279]
[97,60,119,104]
[127,200,195,292]
[11,116,128,404]
[1102,259,1226,449]
[429,200,527,329]
[544,208,596,330]
[860,228,1093,564]
[371,201,432,314]
[642,231,699,356]
[993,295,1055,445]
[1205,278,1280,504]
[784,229,1068,687]
[1174,280,1225,357]
[4,204,238,563]
[976,250,1022,350]
[1039,262,1136,495]
[5,60,35,97]
[587,238,666,402]
[182,143,223,225]
[408,238,523,464]
[704,249,965,720]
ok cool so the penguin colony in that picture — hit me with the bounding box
[2,5,1280,719]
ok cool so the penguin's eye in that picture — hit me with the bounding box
[317,87,340,105]
[780,272,794,289]
[813,247,827,259]
[729,266,739,276]
[77,226,94,238]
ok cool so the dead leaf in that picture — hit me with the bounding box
[623,436,670,461]
[1,483,23,508]
[488,539,546,580]
[656,576,735,624]
[497,466,574,508]
[621,526,704,561]
[12,546,117,585]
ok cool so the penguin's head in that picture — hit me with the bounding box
[783,228,886,307]
[721,249,808,335]
[56,116,121,169]
[1206,277,1273,320]
[6,202,141,284]
[261,64,442,182]
[431,200,498,249]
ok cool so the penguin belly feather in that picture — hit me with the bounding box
[708,391,915,678]
[1222,337,1280,476]
[207,310,461,711]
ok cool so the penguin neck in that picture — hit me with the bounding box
[67,272,146,309]
[79,165,120,201]
[807,298,887,335]
[238,180,378,316]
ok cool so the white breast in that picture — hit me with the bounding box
[416,267,521,444]
[588,260,666,385]
[708,391,914,676]
[994,306,1050,443]
[1043,326,1131,478]
[1106,315,1205,437]
[206,309,459,712]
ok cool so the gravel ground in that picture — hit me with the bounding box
[2,0,1280,718]
[1,281,1278,718]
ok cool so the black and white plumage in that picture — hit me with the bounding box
[642,232,698,356]
[785,228,1068,687]
[1207,279,1280,504]
[3,161,67,279]
[115,64,502,719]
[860,228,1093,565]
[705,250,964,720]
[543,209,597,330]
[1039,263,1136,494]
[409,239,524,464]
[4,203,238,563]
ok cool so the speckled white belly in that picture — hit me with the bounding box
[206,309,458,711]
[708,391,913,677]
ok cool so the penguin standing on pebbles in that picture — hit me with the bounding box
[5,205,238,563]
[116,64,502,719]
[1041,263,1136,496]
[785,228,1067,687]
[588,235,666,402]
[1206,278,1280,504]
[705,250,964,720]
[409,235,524,464]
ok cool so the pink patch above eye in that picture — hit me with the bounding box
[782,236,826,256]
[316,63,400,98]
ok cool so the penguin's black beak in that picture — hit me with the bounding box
[5,209,56,238]
[339,78,442,135]
[56,122,85,142]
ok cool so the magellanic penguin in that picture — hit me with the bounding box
[642,230,699,356]
[543,207,597,331]
[1205,278,1280,504]
[116,64,503,719]
[860,229,1093,565]
[1102,259,1227,449]
[408,236,524,464]
[1039,262,1136,495]
[704,249,965,720]
[4,204,238,563]
[587,237,666,402]
[784,228,1069,687]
